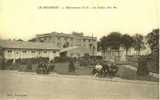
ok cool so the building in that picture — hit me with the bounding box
[30,32,97,57]
[0,40,60,62]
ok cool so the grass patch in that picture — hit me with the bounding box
[117,65,159,82]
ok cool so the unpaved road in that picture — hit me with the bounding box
[0,70,159,100]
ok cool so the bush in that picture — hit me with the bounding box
[9,63,19,70]
[18,64,27,72]
[137,56,150,76]
[16,57,49,65]
[25,64,33,72]
[126,55,139,62]
[0,58,5,70]
[5,59,13,65]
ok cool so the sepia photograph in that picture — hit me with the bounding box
[0,0,159,100]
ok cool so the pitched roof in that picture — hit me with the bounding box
[0,40,60,50]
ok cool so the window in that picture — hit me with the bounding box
[40,40,44,42]
[64,37,67,41]
[7,50,12,53]
[76,44,81,46]
[31,50,35,53]
[89,43,92,49]
[57,42,61,47]
[57,37,60,40]
[38,51,41,55]
[43,51,47,53]
[70,38,73,41]
[22,50,27,53]
[83,39,86,42]
[53,51,56,53]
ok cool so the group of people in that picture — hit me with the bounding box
[36,60,55,74]
[92,61,119,78]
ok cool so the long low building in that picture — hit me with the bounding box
[0,40,60,61]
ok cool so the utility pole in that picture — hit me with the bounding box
[91,33,94,56]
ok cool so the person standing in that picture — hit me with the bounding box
[110,63,119,77]
[94,62,103,77]
[68,59,75,72]
[102,61,109,77]
[48,60,55,72]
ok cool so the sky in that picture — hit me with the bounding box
[0,0,159,40]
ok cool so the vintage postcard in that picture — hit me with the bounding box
[0,0,159,100]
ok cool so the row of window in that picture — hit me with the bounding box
[58,38,96,43]
[56,42,96,48]
[39,36,96,43]
[7,50,56,54]
[57,37,74,41]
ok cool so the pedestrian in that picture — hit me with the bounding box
[107,62,113,77]
[102,61,109,77]
[42,63,48,74]
[48,60,55,72]
[94,62,103,77]
[110,63,119,77]
[68,59,75,72]
[37,62,43,74]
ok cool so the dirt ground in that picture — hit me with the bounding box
[0,70,159,100]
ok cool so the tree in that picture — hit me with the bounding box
[63,42,69,48]
[17,39,24,41]
[28,39,36,42]
[106,32,122,50]
[97,41,101,51]
[146,29,159,53]
[98,32,122,51]
[146,29,159,72]
[98,36,108,53]
[98,32,122,58]
[133,34,145,55]
[121,34,134,55]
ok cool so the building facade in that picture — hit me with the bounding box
[0,40,60,61]
[30,32,97,57]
